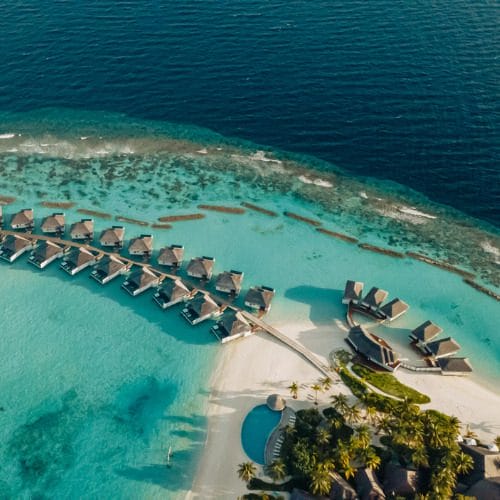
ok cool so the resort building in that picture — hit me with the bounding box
[211,311,252,343]
[0,234,34,262]
[360,287,389,312]
[329,471,358,499]
[460,443,500,484]
[215,270,244,296]
[438,357,473,375]
[379,298,409,321]
[346,324,399,371]
[181,293,221,325]
[60,247,97,275]
[70,219,94,241]
[409,320,442,346]
[128,234,153,256]
[121,267,160,296]
[10,208,34,230]
[186,256,215,280]
[99,226,125,248]
[354,467,386,500]
[383,463,418,498]
[342,280,364,305]
[153,278,191,309]
[423,336,461,358]
[40,213,65,235]
[244,285,275,313]
[157,244,184,267]
[28,240,64,269]
[90,255,128,285]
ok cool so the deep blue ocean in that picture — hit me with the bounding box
[0,0,498,226]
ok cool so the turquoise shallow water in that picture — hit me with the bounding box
[0,111,499,498]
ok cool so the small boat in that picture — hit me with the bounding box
[166,445,173,468]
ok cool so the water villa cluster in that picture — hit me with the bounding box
[0,208,277,345]
[342,280,472,376]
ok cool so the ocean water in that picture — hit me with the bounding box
[0,0,499,225]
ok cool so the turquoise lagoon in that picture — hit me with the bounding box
[0,111,499,498]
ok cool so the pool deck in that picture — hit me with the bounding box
[264,406,296,465]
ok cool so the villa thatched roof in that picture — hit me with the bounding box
[343,280,364,303]
[266,394,286,411]
[32,240,63,260]
[362,287,389,309]
[2,234,31,252]
[215,270,244,293]
[158,245,184,266]
[218,311,251,337]
[129,267,159,288]
[186,256,215,278]
[244,286,275,310]
[380,298,409,320]
[41,213,65,232]
[99,226,125,245]
[188,294,219,317]
[67,247,95,266]
[438,357,473,374]
[11,208,34,228]
[128,234,153,254]
[94,255,126,275]
[347,325,398,369]
[159,279,190,301]
[410,320,442,343]
[425,337,461,358]
[70,219,94,239]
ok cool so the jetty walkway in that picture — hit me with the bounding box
[0,229,333,378]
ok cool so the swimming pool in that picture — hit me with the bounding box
[241,405,282,465]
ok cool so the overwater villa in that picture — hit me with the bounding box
[153,278,191,308]
[244,285,275,313]
[186,256,215,280]
[342,280,364,305]
[70,219,94,241]
[99,226,125,248]
[181,293,221,325]
[10,208,34,230]
[360,286,389,314]
[215,270,244,296]
[211,310,252,343]
[157,244,184,268]
[60,247,97,275]
[0,234,34,262]
[379,298,409,321]
[90,255,128,284]
[409,320,442,346]
[40,213,65,235]
[28,240,64,269]
[346,324,400,371]
[423,336,461,358]
[438,357,473,375]
[128,234,153,256]
[121,267,160,296]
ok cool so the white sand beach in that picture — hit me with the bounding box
[189,319,500,499]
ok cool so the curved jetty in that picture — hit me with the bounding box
[158,213,205,222]
[406,252,475,279]
[115,216,149,226]
[359,243,405,258]
[241,202,278,217]
[198,204,246,214]
[77,208,112,219]
[316,227,358,244]
[284,211,322,227]
[41,201,75,209]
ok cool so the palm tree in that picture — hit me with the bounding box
[311,383,322,406]
[464,424,478,439]
[237,461,257,483]
[454,451,474,476]
[363,448,381,470]
[411,446,429,468]
[288,381,299,400]
[364,405,378,426]
[266,459,287,482]
[310,463,332,496]
[316,428,331,447]
[495,436,500,449]
[345,404,361,425]
[354,425,372,449]
[331,393,349,416]
[342,463,356,480]
[321,377,332,392]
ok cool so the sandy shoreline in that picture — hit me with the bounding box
[188,319,500,499]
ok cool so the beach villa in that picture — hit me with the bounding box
[342,280,364,305]
[346,324,399,371]
[40,213,65,235]
[157,244,184,267]
[215,270,244,296]
[0,234,34,262]
[90,254,128,284]
[99,226,125,248]
[409,320,442,347]
[181,293,221,325]
[379,298,409,321]
[10,208,34,230]
[121,267,160,296]
[28,240,64,269]
[60,247,97,275]
[244,285,275,313]
[153,278,191,308]
[128,234,153,256]
[70,219,94,241]
[186,256,215,280]
[211,310,252,343]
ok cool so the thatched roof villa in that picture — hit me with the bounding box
[409,320,442,345]
[121,267,160,296]
[244,285,275,313]
[379,298,409,321]
[99,226,125,247]
[10,208,34,230]
[186,256,215,280]
[60,247,97,275]
[128,234,153,256]
[90,255,128,284]
[181,293,220,325]
[0,234,34,262]
[157,244,184,267]
[28,240,64,269]
[360,287,389,312]
[423,336,461,358]
[40,213,65,234]
[70,219,94,241]
[342,280,364,305]
[153,278,191,309]
[211,311,252,343]
[215,270,244,296]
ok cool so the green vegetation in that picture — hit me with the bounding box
[352,363,431,404]
[238,461,257,483]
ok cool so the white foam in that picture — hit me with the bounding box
[0,133,16,139]
[375,207,428,225]
[398,206,437,219]
[196,148,208,154]
[359,191,369,199]
[80,136,88,140]
[298,175,333,188]
[249,150,282,164]
[481,241,500,264]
